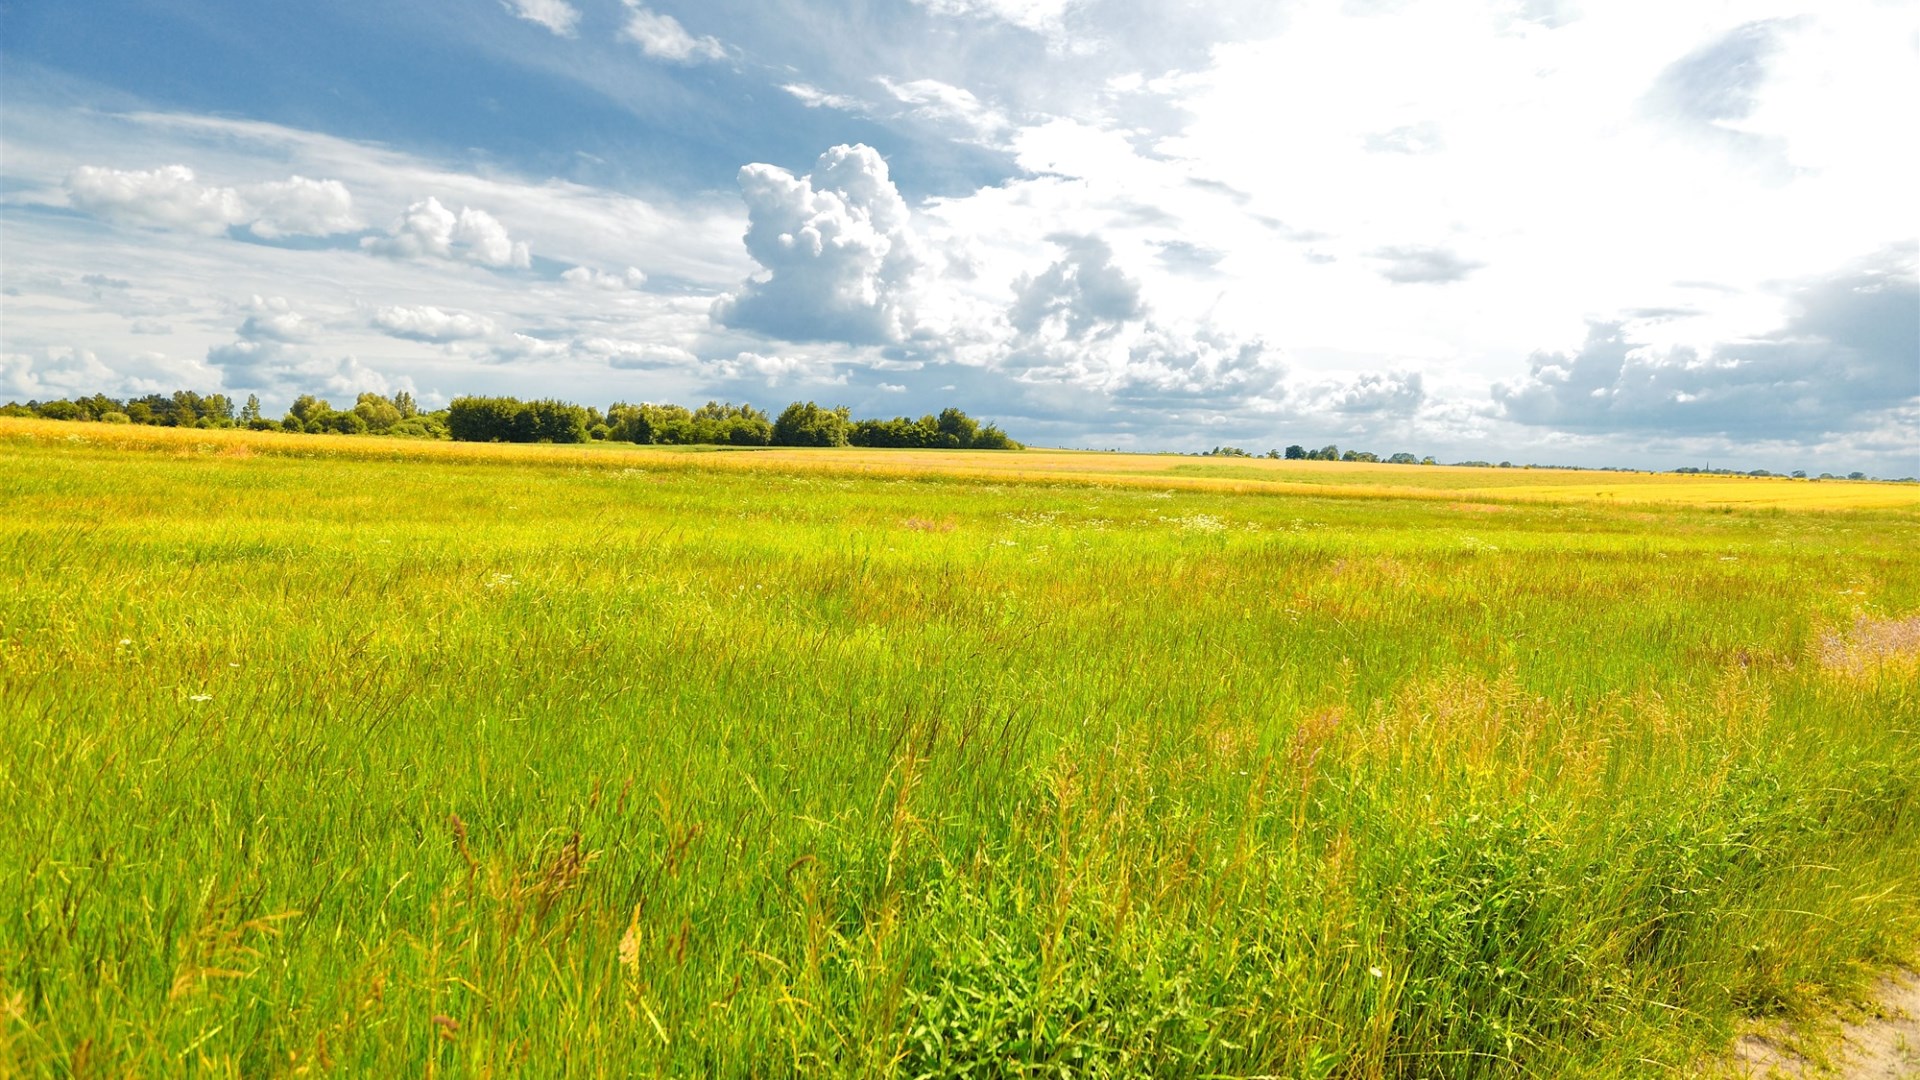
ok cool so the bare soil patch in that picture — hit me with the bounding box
[1718,970,1920,1078]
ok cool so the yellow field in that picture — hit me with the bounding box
[6,416,1912,510]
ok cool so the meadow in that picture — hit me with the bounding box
[2,417,1917,1077]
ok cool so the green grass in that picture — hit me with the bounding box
[2,421,1917,1077]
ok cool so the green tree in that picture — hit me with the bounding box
[771,402,851,447]
[354,392,403,433]
[240,394,262,425]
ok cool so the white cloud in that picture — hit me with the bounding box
[363,196,532,269]
[620,4,726,63]
[711,349,845,385]
[237,295,319,342]
[373,305,499,343]
[878,77,1009,141]
[247,177,361,239]
[65,165,247,234]
[63,166,361,239]
[712,144,919,345]
[577,337,699,369]
[2,347,118,399]
[503,0,580,36]
[561,265,647,290]
[912,0,1076,36]
[782,83,864,111]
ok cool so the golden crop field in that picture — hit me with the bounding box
[2,416,1917,1077]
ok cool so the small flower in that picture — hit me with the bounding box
[1369,966,1384,979]
[188,694,212,703]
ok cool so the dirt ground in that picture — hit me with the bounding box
[1718,970,1920,1078]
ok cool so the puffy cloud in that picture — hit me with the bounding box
[561,265,648,290]
[712,144,918,345]
[363,197,531,269]
[64,165,361,238]
[1493,247,1919,439]
[1,347,118,399]
[620,4,726,63]
[65,165,247,234]
[237,296,319,343]
[503,0,579,36]
[1011,234,1143,340]
[711,349,844,385]
[246,177,361,239]
[1369,245,1483,285]
[372,305,498,343]
[1316,370,1426,415]
[576,337,699,369]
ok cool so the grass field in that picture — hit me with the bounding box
[2,417,1917,1077]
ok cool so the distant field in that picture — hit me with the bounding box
[3,417,1917,1077]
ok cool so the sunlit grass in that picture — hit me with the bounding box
[1,418,1916,1076]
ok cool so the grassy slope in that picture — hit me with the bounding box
[1,419,1916,1077]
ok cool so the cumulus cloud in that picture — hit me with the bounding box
[576,337,699,369]
[711,349,844,385]
[620,3,725,62]
[561,265,648,290]
[1369,245,1483,285]
[363,197,531,269]
[63,165,361,239]
[372,305,498,343]
[1317,370,1426,415]
[1493,247,1919,439]
[246,177,361,239]
[712,144,919,345]
[1011,234,1144,340]
[1,347,118,399]
[237,296,319,343]
[503,0,579,36]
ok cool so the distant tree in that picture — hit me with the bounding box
[772,401,851,447]
[240,394,262,425]
[1387,452,1418,465]
[286,395,334,430]
[1284,445,1306,460]
[446,396,522,442]
[392,390,418,419]
[36,400,83,421]
[1848,471,1867,481]
[353,392,403,434]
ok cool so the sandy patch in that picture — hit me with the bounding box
[1718,970,1920,1078]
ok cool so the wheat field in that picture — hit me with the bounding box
[2,418,1916,1077]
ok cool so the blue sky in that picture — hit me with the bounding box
[2,0,1915,472]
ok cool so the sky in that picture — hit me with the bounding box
[1,0,1916,472]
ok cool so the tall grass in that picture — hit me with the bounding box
[1,421,1916,1076]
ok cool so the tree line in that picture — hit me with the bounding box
[0,390,1021,450]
